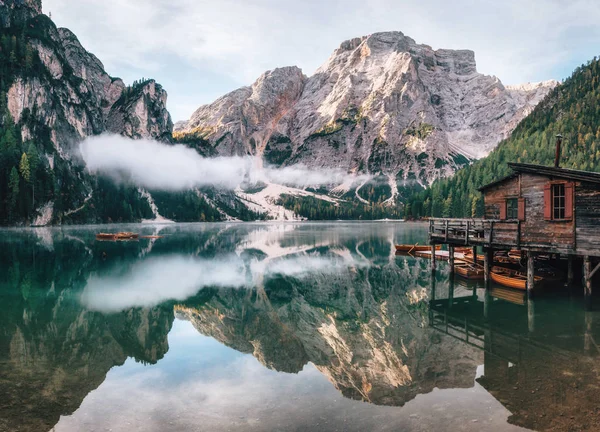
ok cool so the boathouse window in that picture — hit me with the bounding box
[544,181,574,221]
[500,197,525,221]
[506,198,519,220]
[553,184,566,220]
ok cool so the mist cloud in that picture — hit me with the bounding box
[80,135,368,191]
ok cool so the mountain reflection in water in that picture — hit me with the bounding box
[0,222,596,431]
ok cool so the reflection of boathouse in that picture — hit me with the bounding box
[430,142,600,308]
[430,281,600,431]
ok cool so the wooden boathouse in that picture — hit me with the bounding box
[429,151,600,309]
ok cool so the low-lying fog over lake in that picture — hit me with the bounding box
[2,222,599,432]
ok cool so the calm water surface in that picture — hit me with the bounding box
[1,222,598,432]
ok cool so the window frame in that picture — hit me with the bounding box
[545,180,574,222]
[552,183,566,221]
[505,197,519,220]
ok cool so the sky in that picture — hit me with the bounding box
[42,0,600,122]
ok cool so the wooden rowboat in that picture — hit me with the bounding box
[462,251,485,263]
[395,244,441,254]
[96,232,140,241]
[454,261,484,280]
[491,266,543,290]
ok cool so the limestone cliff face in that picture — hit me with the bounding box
[0,0,41,28]
[107,80,173,141]
[6,16,172,150]
[177,31,556,185]
[176,66,306,159]
[0,1,173,224]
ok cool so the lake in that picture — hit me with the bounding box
[1,222,598,432]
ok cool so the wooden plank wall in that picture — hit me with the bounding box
[483,173,575,250]
[575,182,600,254]
[484,177,519,219]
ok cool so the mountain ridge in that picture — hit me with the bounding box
[176,31,557,188]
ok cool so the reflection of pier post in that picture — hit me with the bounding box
[584,311,593,355]
[484,285,491,321]
[431,244,437,272]
[448,274,455,309]
[527,297,535,333]
[429,271,437,326]
[584,256,592,311]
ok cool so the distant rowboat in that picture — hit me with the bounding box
[491,266,543,290]
[96,232,139,241]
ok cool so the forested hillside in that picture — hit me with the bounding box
[404,57,600,219]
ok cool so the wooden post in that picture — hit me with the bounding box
[472,246,478,265]
[449,246,455,275]
[567,255,574,286]
[431,244,437,272]
[584,256,592,311]
[527,253,535,300]
[484,248,493,291]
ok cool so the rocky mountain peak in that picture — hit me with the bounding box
[178,30,557,190]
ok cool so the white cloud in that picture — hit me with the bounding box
[79,134,370,190]
[43,0,600,121]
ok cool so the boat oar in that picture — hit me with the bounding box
[407,243,418,255]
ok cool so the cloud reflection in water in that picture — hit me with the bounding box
[80,253,368,313]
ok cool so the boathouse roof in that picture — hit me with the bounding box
[478,163,600,192]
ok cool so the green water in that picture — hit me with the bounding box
[0,222,597,432]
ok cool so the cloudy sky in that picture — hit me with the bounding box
[43,0,600,122]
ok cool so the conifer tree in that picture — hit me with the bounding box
[19,153,30,182]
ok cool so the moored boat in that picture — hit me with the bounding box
[490,266,543,290]
[454,261,484,280]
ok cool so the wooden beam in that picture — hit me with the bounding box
[527,253,535,300]
[431,244,437,272]
[444,220,449,242]
[589,261,600,279]
[567,255,574,286]
[449,246,455,275]
[585,256,592,311]
[484,248,493,291]
[472,246,478,265]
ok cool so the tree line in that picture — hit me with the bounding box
[402,56,600,219]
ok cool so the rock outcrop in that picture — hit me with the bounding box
[0,0,173,224]
[177,31,556,185]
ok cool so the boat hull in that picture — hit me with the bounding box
[491,267,543,290]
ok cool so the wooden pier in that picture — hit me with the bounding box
[428,161,600,309]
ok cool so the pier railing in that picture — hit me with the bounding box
[429,218,522,248]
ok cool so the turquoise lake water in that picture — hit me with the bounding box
[1,222,598,432]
